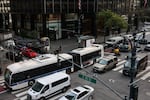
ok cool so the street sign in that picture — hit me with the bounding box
[78,73,96,84]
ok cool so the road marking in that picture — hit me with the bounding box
[113,64,124,71]
[108,79,115,83]
[140,72,150,80]
[48,93,64,100]
[0,76,4,81]
[19,95,27,100]
[137,66,150,78]
[16,90,27,97]
[11,87,29,94]
[0,79,5,83]
[119,69,123,73]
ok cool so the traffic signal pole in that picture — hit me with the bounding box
[129,33,138,100]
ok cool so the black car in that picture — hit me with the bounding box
[6,51,23,62]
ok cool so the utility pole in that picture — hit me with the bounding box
[129,32,138,100]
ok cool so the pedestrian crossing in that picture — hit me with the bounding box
[0,59,150,100]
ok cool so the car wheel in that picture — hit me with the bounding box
[88,95,94,100]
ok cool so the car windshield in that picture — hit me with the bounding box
[98,59,107,65]
[32,82,44,92]
[64,92,77,100]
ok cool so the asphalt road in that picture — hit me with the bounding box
[0,34,150,100]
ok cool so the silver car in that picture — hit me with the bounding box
[58,85,94,100]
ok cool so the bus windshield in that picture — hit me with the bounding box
[4,69,12,84]
[32,82,44,92]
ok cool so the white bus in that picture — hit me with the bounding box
[4,53,73,90]
[69,44,104,71]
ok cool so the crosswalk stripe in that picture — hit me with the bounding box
[113,61,125,71]
[119,69,123,73]
[48,93,64,100]
[19,95,27,100]
[140,72,150,80]
[11,87,29,94]
[0,79,5,83]
[0,76,4,81]
[0,82,4,86]
[137,66,150,78]
[16,90,27,98]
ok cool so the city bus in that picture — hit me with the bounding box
[4,53,73,90]
[69,44,104,71]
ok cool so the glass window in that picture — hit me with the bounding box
[65,92,77,100]
[42,85,49,93]
[77,91,88,99]
[52,77,68,87]
[99,59,107,65]
[32,82,44,92]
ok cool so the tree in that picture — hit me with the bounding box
[97,10,128,35]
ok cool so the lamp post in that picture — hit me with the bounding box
[129,32,137,100]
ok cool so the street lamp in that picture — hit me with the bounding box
[122,32,138,100]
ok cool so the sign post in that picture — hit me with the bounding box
[78,73,96,84]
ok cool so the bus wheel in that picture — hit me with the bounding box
[62,87,67,93]
[28,80,35,86]
[40,97,46,100]
[88,95,94,100]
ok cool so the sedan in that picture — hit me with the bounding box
[21,47,38,58]
[58,85,94,100]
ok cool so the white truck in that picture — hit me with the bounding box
[27,72,71,100]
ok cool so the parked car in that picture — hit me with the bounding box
[6,51,23,62]
[93,55,118,73]
[144,42,150,51]
[21,47,38,58]
[58,85,94,100]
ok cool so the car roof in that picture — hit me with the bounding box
[108,36,123,40]
[71,86,88,95]
[102,55,116,60]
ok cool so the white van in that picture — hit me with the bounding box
[27,72,71,100]
[105,36,124,47]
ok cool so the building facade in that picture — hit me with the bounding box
[0,0,145,39]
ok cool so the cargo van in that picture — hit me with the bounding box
[27,72,71,100]
[123,53,148,76]
[105,36,124,47]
